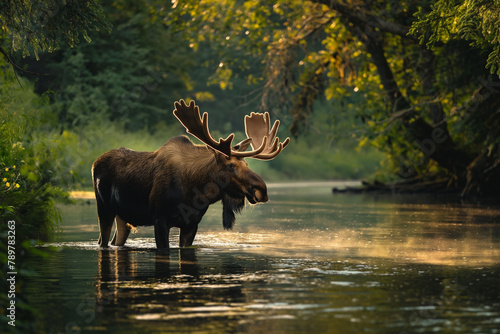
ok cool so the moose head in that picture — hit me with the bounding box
[92,99,289,249]
[173,99,289,204]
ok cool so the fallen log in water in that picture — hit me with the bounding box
[332,176,458,194]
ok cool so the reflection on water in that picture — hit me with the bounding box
[26,183,500,333]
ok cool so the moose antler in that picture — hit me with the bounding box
[173,100,267,158]
[245,112,290,160]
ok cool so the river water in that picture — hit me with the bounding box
[26,182,500,333]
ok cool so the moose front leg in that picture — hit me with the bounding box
[154,217,170,250]
[179,224,199,248]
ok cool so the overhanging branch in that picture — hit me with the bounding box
[310,0,415,38]
[0,46,48,76]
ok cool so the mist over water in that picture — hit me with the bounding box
[26,182,500,333]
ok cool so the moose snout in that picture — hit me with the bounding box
[240,169,269,204]
[254,186,269,203]
[247,185,268,204]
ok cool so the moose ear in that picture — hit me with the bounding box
[232,138,252,152]
[207,145,229,161]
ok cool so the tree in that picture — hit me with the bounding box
[38,0,193,131]
[167,0,500,197]
[0,0,110,61]
[411,0,500,77]
[410,0,500,195]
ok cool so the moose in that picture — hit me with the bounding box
[92,99,289,249]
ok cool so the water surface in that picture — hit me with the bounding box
[26,182,500,333]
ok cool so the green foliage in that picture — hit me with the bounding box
[0,0,110,234]
[58,120,184,188]
[44,1,194,131]
[256,100,384,181]
[0,65,69,240]
[410,0,500,76]
[259,140,383,181]
[165,0,500,194]
[0,0,110,59]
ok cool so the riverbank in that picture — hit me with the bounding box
[69,181,363,200]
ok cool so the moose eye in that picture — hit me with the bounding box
[227,163,236,173]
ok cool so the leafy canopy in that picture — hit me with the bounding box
[410,0,500,76]
[166,0,500,195]
[0,0,110,59]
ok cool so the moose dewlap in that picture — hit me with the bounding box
[92,99,290,249]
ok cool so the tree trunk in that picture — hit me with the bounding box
[316,1,474,180]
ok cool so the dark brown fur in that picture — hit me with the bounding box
[92,135,268,249]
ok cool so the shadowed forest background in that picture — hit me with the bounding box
[1,0,500,332]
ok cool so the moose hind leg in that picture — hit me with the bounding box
[95,177,115,247]
[180,224,199,248]
[97,212,115,248]
[111,216,131,246]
